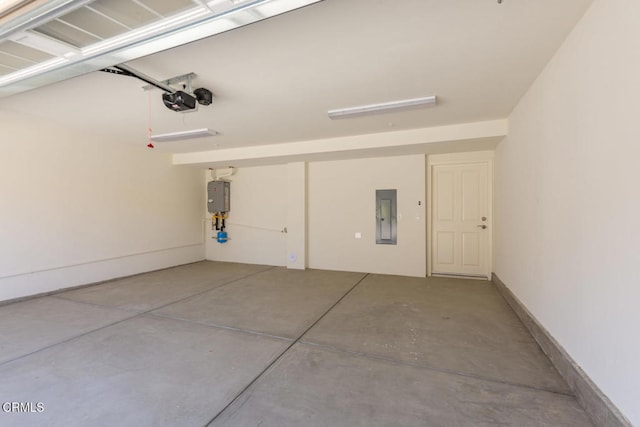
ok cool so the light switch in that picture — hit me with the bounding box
[355,232,362,239]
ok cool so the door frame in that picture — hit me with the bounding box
[426,151,494,279]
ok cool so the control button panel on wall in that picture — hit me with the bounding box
[376,189,397,245]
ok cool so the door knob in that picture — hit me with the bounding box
[477,225,487,229]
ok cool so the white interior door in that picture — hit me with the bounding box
[431,162,489,278]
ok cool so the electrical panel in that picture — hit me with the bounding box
[207,181,230,213]
[376,189,397,245]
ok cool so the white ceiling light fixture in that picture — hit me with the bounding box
[328,96,438,119]
[150,128,217,143]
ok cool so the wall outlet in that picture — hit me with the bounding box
[355,232,362,239]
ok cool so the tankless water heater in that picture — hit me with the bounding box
[207,181,230,213]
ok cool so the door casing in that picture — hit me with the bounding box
[426,151,494,279]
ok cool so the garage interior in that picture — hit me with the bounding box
[1,263,592,426]
[1,0,638,426]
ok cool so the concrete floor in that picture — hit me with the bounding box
[0,261,592,426]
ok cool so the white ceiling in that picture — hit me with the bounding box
[1,0,593,159]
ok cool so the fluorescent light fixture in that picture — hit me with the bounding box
[150,128,217,143]
[328,96,437,119]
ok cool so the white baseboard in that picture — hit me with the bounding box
[0,244,205,303]
[492,273,631,427]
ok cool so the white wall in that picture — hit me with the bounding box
[0,111,205,302]
[205,164,288,266]
[205,156,427,276]
[285,162,307,269]
[308,155,426,277]
[494,0,640,423]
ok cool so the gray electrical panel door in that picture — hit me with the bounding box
[207,181,230,213]
[376,189,397,245]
